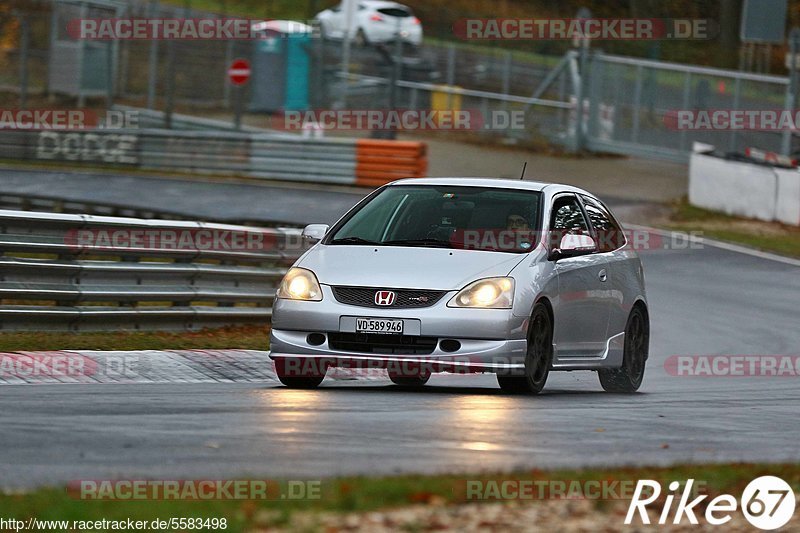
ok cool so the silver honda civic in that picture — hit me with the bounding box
[270,178,649,394]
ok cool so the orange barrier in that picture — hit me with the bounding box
[355,139,428,187]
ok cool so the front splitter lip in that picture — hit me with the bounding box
[269,352,525,371]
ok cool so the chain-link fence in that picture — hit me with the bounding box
[2,0,798,159]
[586,52,793,161]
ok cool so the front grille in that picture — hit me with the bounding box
[331,286,447,308]
[328,333,438,355]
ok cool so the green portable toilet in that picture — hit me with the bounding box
[249,20,311,112]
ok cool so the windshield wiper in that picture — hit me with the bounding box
[382,238,454,248]
[329,236,380,245]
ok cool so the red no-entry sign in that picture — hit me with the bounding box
[227,59,251,86]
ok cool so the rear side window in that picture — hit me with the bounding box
[377,7,412,17]
[580,195,626,252]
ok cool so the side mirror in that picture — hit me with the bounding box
[302,224,330,244]
[550,233,596,261]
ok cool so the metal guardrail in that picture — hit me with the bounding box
[0,192,190,221]
[0,210,305,331]
[0,191,306,228]
[0,128,427,186]
[112,105,277,133]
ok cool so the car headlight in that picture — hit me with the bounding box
[447,277,514,309]
[277,268,323,301]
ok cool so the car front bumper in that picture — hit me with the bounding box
[269,285,528,372]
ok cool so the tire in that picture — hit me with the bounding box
[389,369,431,387]
[598,306,649,393]
[497,303,553,394]
[275,358,326,389]
[355,29,369,47]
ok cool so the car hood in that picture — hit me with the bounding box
[297,245,529,290]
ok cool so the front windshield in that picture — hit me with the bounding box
[328,185,542,253]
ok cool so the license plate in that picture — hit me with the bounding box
[355,318,404,335]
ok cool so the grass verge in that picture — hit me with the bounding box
[0,326,269,352]
[0,464,797,531]
[665,199,800,259]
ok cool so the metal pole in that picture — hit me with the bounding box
[679,72,691,151]
[384,18,402,140]
[573,43,588,151]
[222,0,233,108]
[781,29,800,157]
[501,50,511,114]
[77,2,88,108]
[164,40,175,128]
[339,0,357,104]
[728,77,741,154]
[586,50,600,142]
[234,85,242,130]
[223,41,234,107]
[47,7,58,100]
[18,13,30,110]
[388,19,402,110]
[631,64,643,143]
[106,28,114,108]
[146,0,160,109]
[446,43,455,109]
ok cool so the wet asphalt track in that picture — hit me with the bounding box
[1,237,799,489]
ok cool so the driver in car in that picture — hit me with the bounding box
[504,214,534,251]
[506,214,530,231]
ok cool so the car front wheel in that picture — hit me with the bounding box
[598,306,649,393]
[275,358,326,389]
[497,303,553,394]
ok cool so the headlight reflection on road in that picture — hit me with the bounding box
[449,395,514,452]
[259,389,323,431]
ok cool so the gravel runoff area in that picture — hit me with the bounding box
[261,496,799,532]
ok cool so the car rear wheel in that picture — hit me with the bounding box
[497,303,552,394]
[598,306,649,393]
[275,358,326,389]
[355,28,369,46]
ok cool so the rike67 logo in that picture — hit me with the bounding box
[626,477,795,530]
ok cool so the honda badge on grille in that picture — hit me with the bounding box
[374,291,396,306]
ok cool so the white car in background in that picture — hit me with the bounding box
[315,1,423,46]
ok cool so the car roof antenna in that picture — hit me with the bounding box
[519,161,527,180]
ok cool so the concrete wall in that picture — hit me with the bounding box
[776,167,800,226]
[689,151,800,226]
